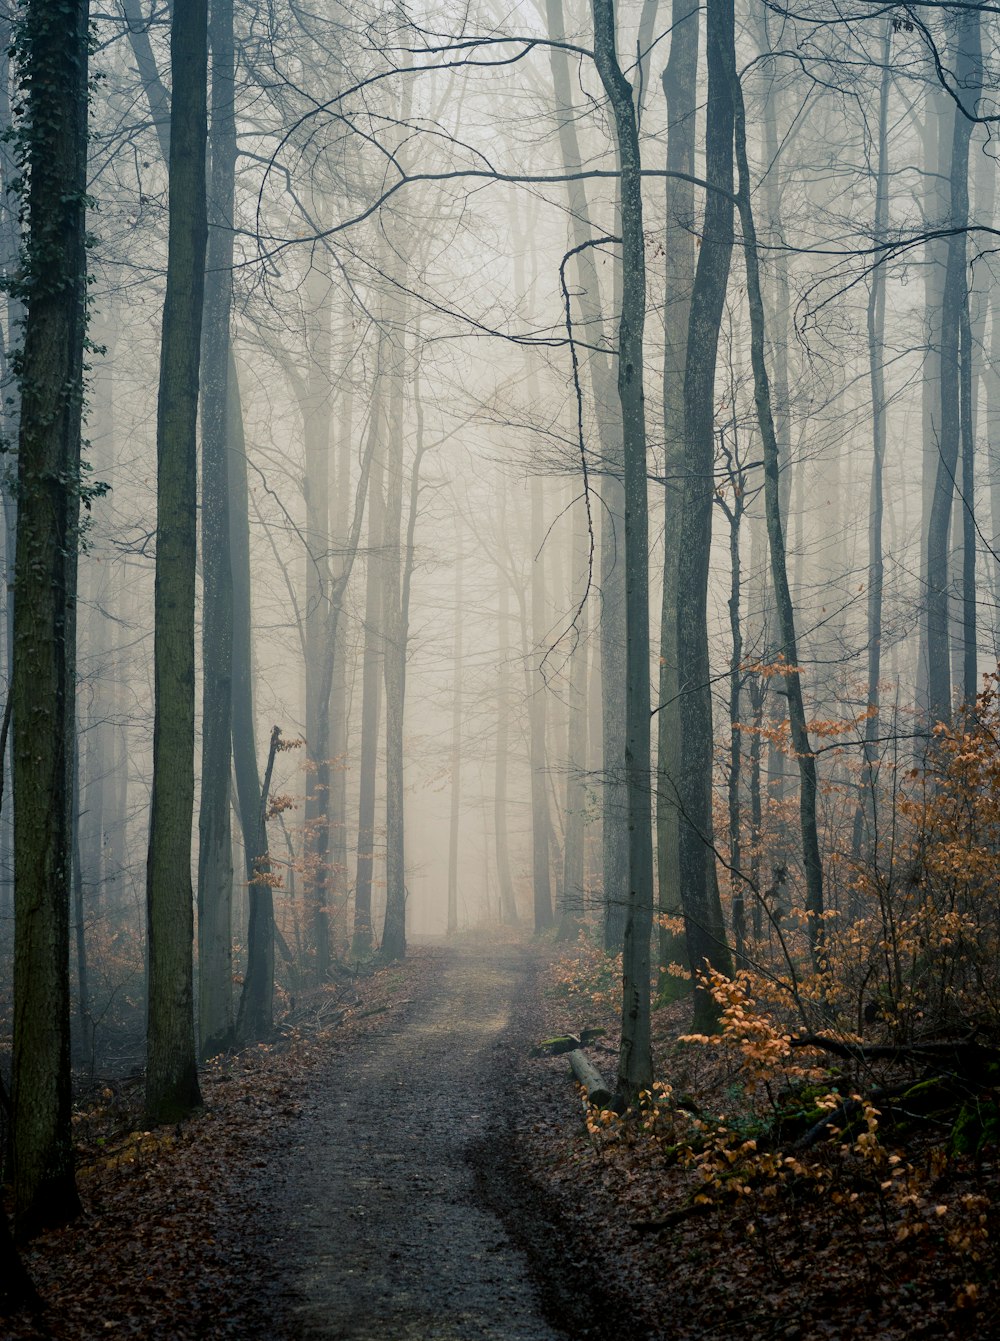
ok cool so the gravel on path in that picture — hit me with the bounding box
[259,942,570,1340]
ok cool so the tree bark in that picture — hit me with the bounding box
[302,266,334,977]
[656,0,698,995]
[559,486,589,939]
[732,30,825,972]
[10,0,89,1235]
[529,473,555,932]
[495,557,518,925]
[852,19,891,861]
[352,363,386,956]
[380,313,408,962]
[447,519,463,936]
[677,0,736,1028]
[145,0,208,1125]
[543,1,624,950]
[230,358,274,1044]
[591,0,654,1105]
[927,13,979,725]
[196,0,236,1060]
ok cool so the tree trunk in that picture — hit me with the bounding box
[960,293,977,703]
[196,0,236,1060]
[230,358,275,1044]
[145,0,208,1125]
[302,266,334,978]
[656,0,698,996]
[722,451,747,970]
[592,0,654,1105]
[543,2,624,949]
[328,298,354,939]
[852,19,891,861]
[0,16,18,927]
[495,560,518,925]
[380,315,407,962]
[0,1204,37,1310]
[559,486,589,939]
[677,0,736,1028]
[732,27,825,972]
[10,0,89,1236]
[529,473,555,932]
[447,519,463,936]
[122,0,171,160]
[352,371,386,956]
[926,18,979,724]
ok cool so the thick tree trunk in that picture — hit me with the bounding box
[10,0,89,1236]
[592,0,654,1105]
[656,0,698,995]
[145,0,208,1125]
[677,0,736,1028]
[0,18,18,927]
[196,0,236,1060]
[0,1204,37,1310]
[927,12,979,726]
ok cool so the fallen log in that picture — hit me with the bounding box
[531,1028,606,1058]
[568,1049,614,1108]
[790,1034,998,1080]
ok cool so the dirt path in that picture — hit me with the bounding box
[257,942,569,1340]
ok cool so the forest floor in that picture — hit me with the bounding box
[2,934,998,1339]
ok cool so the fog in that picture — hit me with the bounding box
[2,0,996,1066]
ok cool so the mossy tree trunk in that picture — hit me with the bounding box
[10,0,89,1236]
